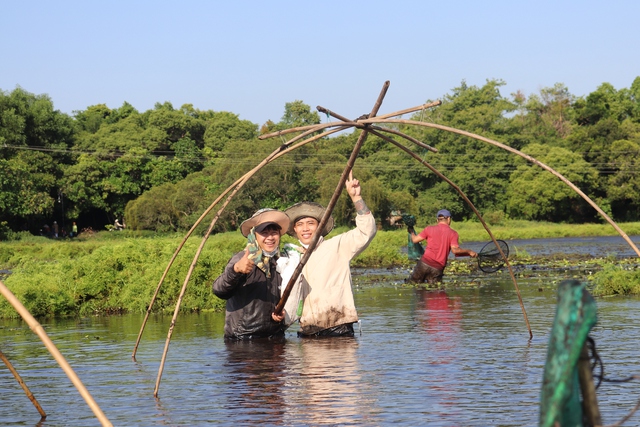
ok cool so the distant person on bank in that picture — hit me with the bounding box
[212,209,290,340]
[407,209,477,284]
[282,172,377,337]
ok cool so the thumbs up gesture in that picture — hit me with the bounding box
[233,248,255,274]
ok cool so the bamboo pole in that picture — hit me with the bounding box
[258,121,355,141]
[0,348,47,419]
[370,125,438,153]
[360,118,640,258]
[275,80,390,314]
[315,106,438,153]
[0,281,112,427]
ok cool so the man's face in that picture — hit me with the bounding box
[256,226,281,252]
[293,217,319,245]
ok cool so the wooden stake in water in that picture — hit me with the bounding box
[0,348,47,419]
[0,280,113,427]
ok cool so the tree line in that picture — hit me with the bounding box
[1,77,639,238]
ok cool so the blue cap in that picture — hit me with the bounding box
[436,209,451,218]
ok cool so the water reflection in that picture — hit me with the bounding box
[284,338,370,425]
[414,289,463,420]
[217,336,370,426]
[415,289,462,338]
[222,339,287,425]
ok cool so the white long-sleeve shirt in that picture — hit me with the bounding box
[298,212,377,335]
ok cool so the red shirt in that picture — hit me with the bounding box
[418,223,460,270]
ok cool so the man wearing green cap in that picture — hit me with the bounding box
[407,209,477,284]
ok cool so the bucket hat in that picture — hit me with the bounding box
[240,208,290,237]
[284,202,335,237]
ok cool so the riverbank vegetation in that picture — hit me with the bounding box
[1,220,639,319]
[2,77,640,239]
[3,77,640,317]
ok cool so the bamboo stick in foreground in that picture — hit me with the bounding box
[0,280,113,427]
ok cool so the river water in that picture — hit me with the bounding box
[1,237,640,426]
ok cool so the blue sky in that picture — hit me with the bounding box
[2,1,639,126]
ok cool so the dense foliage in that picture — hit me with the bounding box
[2,78,640,238]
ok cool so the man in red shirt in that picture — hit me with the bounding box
[407,209,477,284]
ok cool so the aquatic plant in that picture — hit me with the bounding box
[590,265,640,296]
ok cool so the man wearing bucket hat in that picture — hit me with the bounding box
[212,208,291,340]
[407,209,477,284]
[283,172,377,337]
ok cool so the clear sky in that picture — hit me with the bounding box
[2,1,639,127]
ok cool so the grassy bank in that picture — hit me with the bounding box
[1,220,639,319]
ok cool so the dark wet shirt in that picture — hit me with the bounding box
[212,251,286,340]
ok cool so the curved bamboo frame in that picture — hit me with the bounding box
[152,81,391,396]
[151,127,352,396]
[140,81,639,396]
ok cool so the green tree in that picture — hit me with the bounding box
[73,104,112,133]
[260,100,320,134]
[606,139,640,220]
[202,111,258,153]
[506,144,600,222]
[125,183,178,231]
[0,87,75,229]
[398,80,520,220]
[514,83,576,148]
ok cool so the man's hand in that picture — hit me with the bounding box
[271,310,285,322]
[345,170,361,200]
[233,248,255,274]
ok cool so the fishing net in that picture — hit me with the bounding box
[401,214,424,260]
[401,214,416,227]
[477,239,509,273]
[407,234,425,260]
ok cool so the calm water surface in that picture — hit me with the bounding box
[2,248,640,426]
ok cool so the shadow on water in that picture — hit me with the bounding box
[1,237,640,426]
